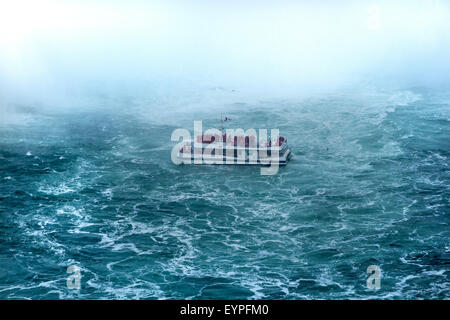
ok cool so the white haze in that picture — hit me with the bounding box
[0,0,450,110]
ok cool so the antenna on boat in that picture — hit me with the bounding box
[220,113,224,134]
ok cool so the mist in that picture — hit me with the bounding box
[1,0,450,110]
[1,1,450,301]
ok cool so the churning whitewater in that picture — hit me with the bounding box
[0,86,448,299]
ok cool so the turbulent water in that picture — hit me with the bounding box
[0,86,449,299]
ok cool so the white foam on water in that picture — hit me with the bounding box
[388,91,422,107]
[39,183,76,195]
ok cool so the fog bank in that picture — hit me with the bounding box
[1,0,450,109]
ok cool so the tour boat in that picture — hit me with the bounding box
[177,133,292,166]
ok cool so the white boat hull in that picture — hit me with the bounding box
[177,148,292,166]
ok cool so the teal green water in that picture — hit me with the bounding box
[0,87,448,299]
